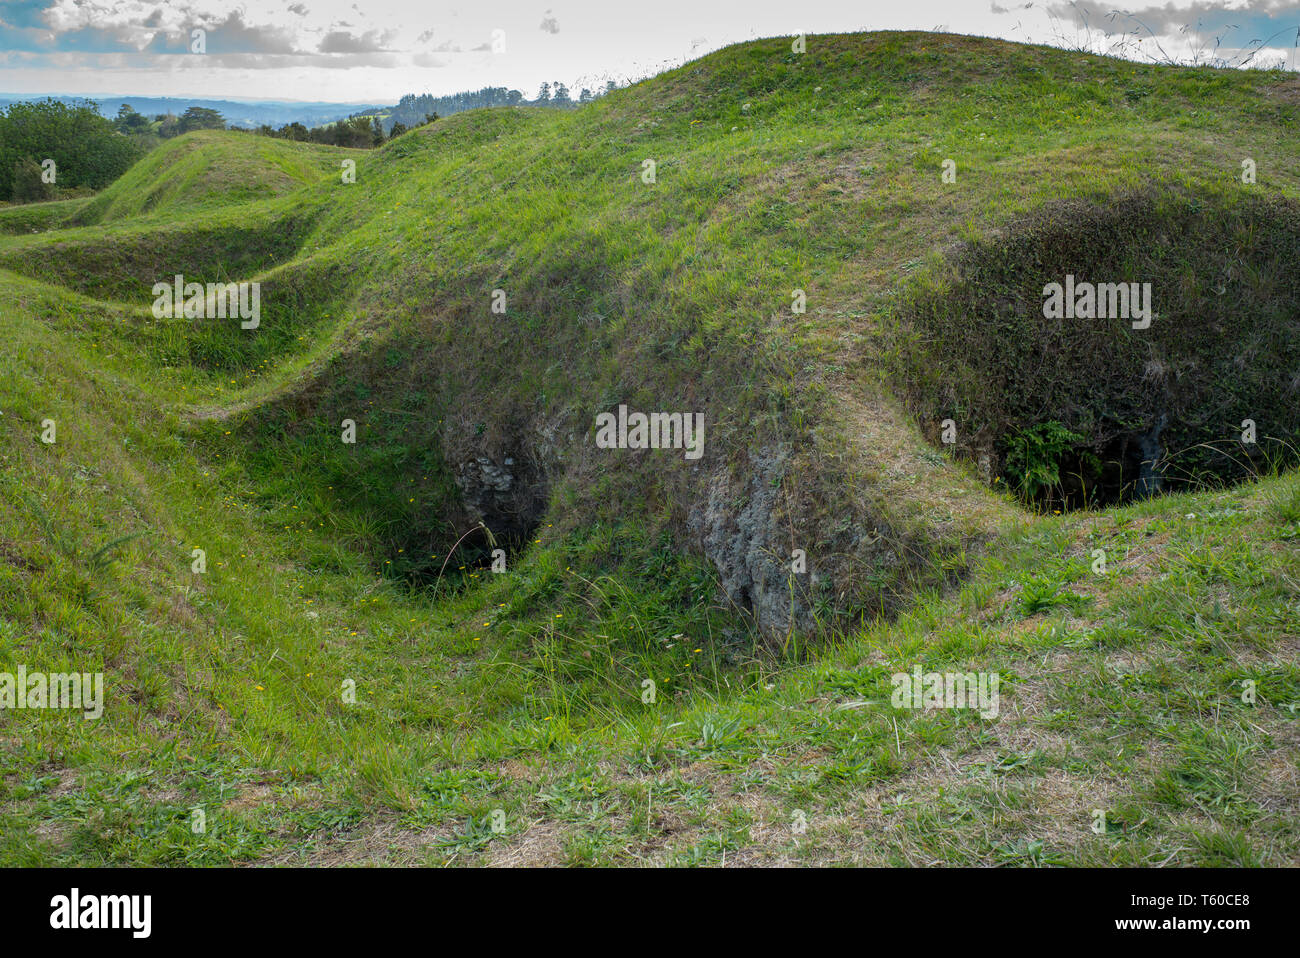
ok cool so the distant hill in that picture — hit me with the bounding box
[0,95,385,130]
[0,86,609,136]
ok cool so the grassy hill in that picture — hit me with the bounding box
[0,131,353,232]
[1,31,1298,866]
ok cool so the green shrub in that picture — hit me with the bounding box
[9,157,53,204]
[0,99,142,201]
[1003,421,1088,501]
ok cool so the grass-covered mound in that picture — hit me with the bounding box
[0,131,349,238]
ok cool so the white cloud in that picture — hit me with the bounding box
[6,0,1295,102]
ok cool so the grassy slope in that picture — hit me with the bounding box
[0,131,354,233]
[0,32,1297,865]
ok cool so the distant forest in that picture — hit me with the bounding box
[256,80,618,146]
[376,81,616,133]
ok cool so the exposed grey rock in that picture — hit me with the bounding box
[688,446,810,637]
[455,455,542,543]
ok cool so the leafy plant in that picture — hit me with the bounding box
[1018,573,1090,616]
[1002,421,1088,501]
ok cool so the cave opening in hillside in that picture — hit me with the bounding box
[1031,428,1163,512]
[395,453,548,591]
[395,520,539,594]
[1005,425,1288,513]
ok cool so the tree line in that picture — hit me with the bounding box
[382,81,614,132]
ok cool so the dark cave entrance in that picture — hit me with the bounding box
[1030,429,1165,512]
[997,418,1286,514]
[395,454,548,591]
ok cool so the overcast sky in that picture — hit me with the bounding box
[1,0,1297,102]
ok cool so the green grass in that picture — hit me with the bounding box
[1,31,1298,866]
